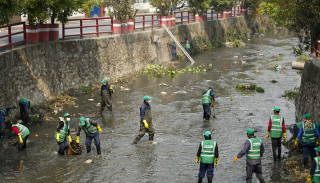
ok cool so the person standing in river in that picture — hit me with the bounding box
[295,116,320,167]
[167,41,177,60]
[132,96,155,144]
[307,146,320,183]
[54,113,72,155]
[11,120,30,150]
[196,131,219,183]
[76,117,102,155]
[100,78,113,115]
[0,104,17,137]
[18,98,31,123]
[202,87,215,120]
[181,38,191,55]
[266,106,286,161]
[233,128,266,183]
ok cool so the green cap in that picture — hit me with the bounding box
[102,78,108,83]
[303,113,311,119]
[245,128,255,135]
[64,113,70,118]
[315,147,320,152]
[173,41,175,44]
[80,117,86,126]
[203,131,211,137]
[273,106,280,112]
[144,96,152,101]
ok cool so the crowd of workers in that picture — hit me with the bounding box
[1,77,319,183]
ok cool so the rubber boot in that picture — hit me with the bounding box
[278,146,281,159]
[149,135,154,142]
[304,158,308,168]
[246,178,252,183]
[96,145,101,155]
[197,177,202,183]
[207,177,212,183]
[257,175,266,183]
[87,146,91,153]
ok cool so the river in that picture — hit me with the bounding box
[0,33,301,183]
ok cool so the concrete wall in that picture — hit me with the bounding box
[0,16,272,106]
[295,61,320,122]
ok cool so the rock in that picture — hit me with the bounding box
[88,99,94,101]
[242,56,248,58]
[74,106,79,108]
[173,90,187,94]
[233,56,239,58]
[241,61,246,64]
[111,130,114,133]
[191,88,196,90]
[161,92,167,95]
[120,86,130,91]
[117,101,123,104]
[159,83,168,86]
[271,80,278,83]
[259,54,264,56]
[248,39,251,41]
[121,117,126,121]
[84,159,93,164]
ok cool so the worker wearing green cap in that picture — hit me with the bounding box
[54,113,72,155]
[266,106,286,161]
[100,78,113,115]
[196,131,219,183]
[76,117,103,155]
[167,41,177,60]
[132,96,155,144]
[233,128,265,183]
[294,113,313,152]
[295,113,320,167]
[307,146,320,183]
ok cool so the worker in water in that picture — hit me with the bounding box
[100,78,113,115]
[167,41,177,60]
[0,104,17,137]
[202,87,215,120]
[307,146,320,183]
[54,113,72,155]
[295,116,320,167]
[76,117,102,155]
[233,128,266,183]
[181,38,191,55]
[196,131,219,183]
[294,113,312,152]
[11,120,30,150]
[19,98,30,123]
[132,96,155,144]
[266,106,286,161]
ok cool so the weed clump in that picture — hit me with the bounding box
[236,84,265,93]
[283,87,300,100]
[190,36,213,55]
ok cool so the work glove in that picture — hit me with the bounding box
[18,135,23,144]
[56,133,60,142]
[283,133,287,141]
[68,135,72,143]
[109,86,113,91]
[307,174,312,183]
[215,158,219,166]
[196,156,199,164]
[317,138,320,146]
[143,120,149,129]
[233,156,238,162]
[97,125,103,134]
[211,104,215,108]
[266,132,270,139]
[76,136,80,144]
[294,138,299,146]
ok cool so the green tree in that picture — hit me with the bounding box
[149,0,181,16]
[211,0,235,12]
[189,0,212,14]
[0,0,20,25]
[104,0,135,22]
[21,0,51,25]
[261,0,320,54]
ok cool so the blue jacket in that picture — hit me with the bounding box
[0,106,15,117]
[140,102,151,121]
[203,89,215,99]
[100,84,113,96]
[167,43,177,54]
[297,125,320,140]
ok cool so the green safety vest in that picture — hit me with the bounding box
[302,122,316,143]
[19,98,29,104]
[12,124,30,139]
[202,90,212,104]
[296,121,303,129]
[270,115,283,138]
[246,138,261,159]
[186,43,190,49]
[312,157,320,183]
[54,119,69,142]
[200,140,216,164]
[80,118,98,136]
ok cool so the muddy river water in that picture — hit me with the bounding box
[0,34,301,183]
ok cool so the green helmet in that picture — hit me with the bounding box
[64,113,70,118]
[144,96,152,101]
[303,113,311,119]
[273,106,280,112]
[80,117,86,126]
[102,78,108,83]
[245,128,255,135]
[203,131,211,137]
[172,41,175,44]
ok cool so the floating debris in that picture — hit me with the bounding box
[121,117,126,121]
[236,84,265,93]
[84,159,93,164]
[117,101,123,104]
[35,134,38,137]
[159,83,168,86]
[228,97,235,101]
[233,56,239,58]
[242,56,248,58]
[173,90,188,94]
[120,86,130,91]
[88,99,94,101]
[271,80,278,83]
[161,92,167,95]
[283,87,300,100]
[259,54,264,56]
